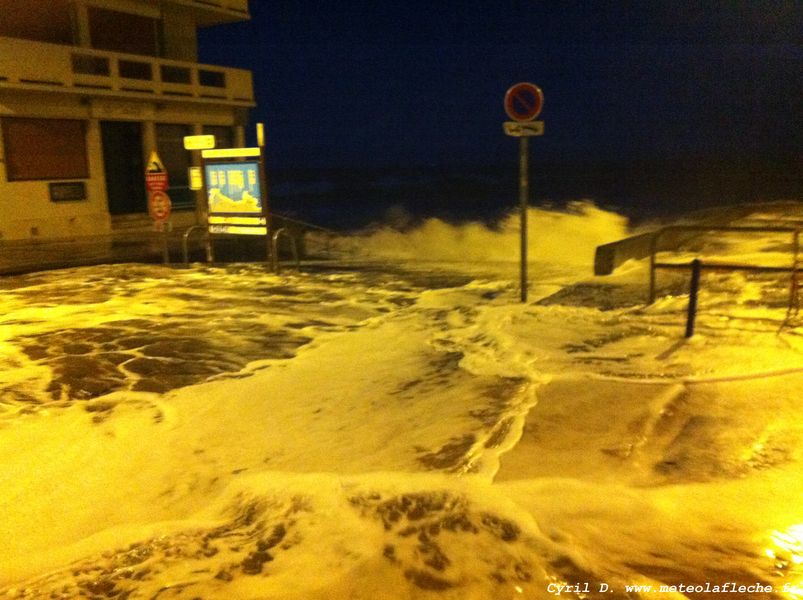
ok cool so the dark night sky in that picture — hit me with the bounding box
[198,1,801,171]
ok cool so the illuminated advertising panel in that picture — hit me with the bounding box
[205,161,266,235]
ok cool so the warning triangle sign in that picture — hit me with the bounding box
[146,151,166,173]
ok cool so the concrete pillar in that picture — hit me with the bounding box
[85,119,111,227]
[234,125,245,148]
[142,120,157,216]
[0,121,6,185]
[142,120,157,166]
[192,123,204,224]
[71,0,91,47]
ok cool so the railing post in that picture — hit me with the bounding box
[161,225,170,265]
[685,259,702,338]
[788,229,801,320]
[271,227,284,273]
[648,230,661,304]
[205,234,214,263]
[271,228,301,274]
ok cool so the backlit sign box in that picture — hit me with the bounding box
[184,134,216,150]
[205,161,267,235]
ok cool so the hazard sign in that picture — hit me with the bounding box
[145,151,169,192]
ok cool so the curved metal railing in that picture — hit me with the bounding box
[271,227,300,273]
[182,225,213,265]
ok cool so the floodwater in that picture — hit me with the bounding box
[1,205,802,599]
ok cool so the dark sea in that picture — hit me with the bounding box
[267,158,802,231]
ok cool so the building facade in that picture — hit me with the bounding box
[0,0,254,242]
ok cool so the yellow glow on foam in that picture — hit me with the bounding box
[768,524,803,599]
[773,525,803,565]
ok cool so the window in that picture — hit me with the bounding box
[2,118,89,181]
[0,0,73,45]
[88,7,160,56]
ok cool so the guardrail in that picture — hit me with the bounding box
[648,225,801,322]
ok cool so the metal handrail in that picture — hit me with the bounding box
[648,225,802,304]
[271,227,300,273]
[273,212,339,257]
[273,212,338,234]
[182,225,212,265]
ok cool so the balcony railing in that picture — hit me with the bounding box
[0,36,254,106]
[170,0,250,20]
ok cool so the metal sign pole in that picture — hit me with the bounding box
[200,154,214,262]
[161,222,169,265]
[504,82,542,304]
[259,147,273,269]
[256,123,272,268]
[519,136,529,303]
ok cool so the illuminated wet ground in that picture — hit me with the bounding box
[0,263,473,406]
[0,257,802,599]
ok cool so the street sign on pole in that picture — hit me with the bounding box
[148,190,172,222]
[504,82,544,303]
[145,151,168,192]
[504,83,544,122]
[503,121,544,137]
[148,190,172,265]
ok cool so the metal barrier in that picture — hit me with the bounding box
[181,225,212,265]
[273,213,338,257]
[648,225,802,306]
[271,228,300,273]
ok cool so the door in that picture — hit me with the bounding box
[100,121,146,215]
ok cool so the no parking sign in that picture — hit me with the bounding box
[148,190,172,222]
[504,82,544,122]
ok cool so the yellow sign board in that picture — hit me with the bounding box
[188,166,203,190]
[183,135,216,150]
[503,121,545,137]
[202,147,261,159]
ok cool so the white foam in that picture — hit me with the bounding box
[1,205,803,598]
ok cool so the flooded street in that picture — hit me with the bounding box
[0,255,801,599]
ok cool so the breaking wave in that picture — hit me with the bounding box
[335,201,628,267]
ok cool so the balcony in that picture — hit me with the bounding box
[169,0,250,25]
[0,36,254,107]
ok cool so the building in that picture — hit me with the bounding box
[0,0,254,244]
